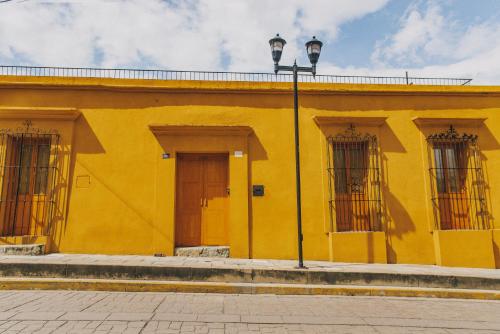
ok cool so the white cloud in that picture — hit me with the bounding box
[455,22,500,60]
[371,3,450,65]
[370,1,500,84]
[0,0,389,71]
[1,0,498,84]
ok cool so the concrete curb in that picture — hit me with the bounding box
[0,262,498,290]
[0,277,498,300]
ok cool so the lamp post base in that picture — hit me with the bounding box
[295,265,308,270]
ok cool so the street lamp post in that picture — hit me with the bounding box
[269,34,323,269]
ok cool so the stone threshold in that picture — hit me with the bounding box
[174,246,229,258]
[0,244,44,256]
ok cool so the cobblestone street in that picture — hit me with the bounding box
[0,291,496,333]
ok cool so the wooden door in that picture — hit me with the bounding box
[175,155,203,246]
[175,154,229,247]
[2,137,51,236]
[201,155,229,245]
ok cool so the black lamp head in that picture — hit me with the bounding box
[305,36,323,65]
[269,33,287,65]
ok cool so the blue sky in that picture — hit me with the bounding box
[330,0,500,68]
[0,0,500,84]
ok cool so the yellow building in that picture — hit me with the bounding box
[0,66,499,269]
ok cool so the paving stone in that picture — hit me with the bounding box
[123,329,142,334]
[10,312,65,321]
[241,315,284,324]
[106,313,153,321]
[169,322,182,329]
[208,329,224,334]
[0,291,496,333]
[153,313,197,322]
[196,314,240,323]
[59,312,110,321]
[0,312,16,320]
[280,315,359,325]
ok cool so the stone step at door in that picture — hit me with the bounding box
[174,246,229,258]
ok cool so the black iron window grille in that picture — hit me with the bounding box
[326,125,382,232]
[427,126,489,230]
[0,121,60,237]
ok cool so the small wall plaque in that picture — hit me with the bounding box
[76,175,91,188]
[162,153,171,159]
[253,185,264,196]
[234,151,243,158]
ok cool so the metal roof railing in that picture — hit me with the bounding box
[0,65,472,86]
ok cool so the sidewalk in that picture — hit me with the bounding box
[0,253,498,279]
[0,254,498,299]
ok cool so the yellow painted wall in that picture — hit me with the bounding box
[433,230,495,269]
[329,232,387,263]
[0,75,500,268]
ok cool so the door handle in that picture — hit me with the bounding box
[200,197,204,207]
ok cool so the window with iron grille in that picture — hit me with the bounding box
[326,125,382,232]
[427,126,489,230]
[0,122,60,237]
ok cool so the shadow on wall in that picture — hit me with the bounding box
[247,133,268,259]
[494,241,500,268]
[381,160,416,264]
[481,154,495,229]
[378,124,415,264]
[48,115,105,252]
[477,124,500,151]
[28,87,500,113]
[477,124,500,229]
[301,93,500,112]
[27,90,294,111]
[58,116,175,251]
[382,122,499,263]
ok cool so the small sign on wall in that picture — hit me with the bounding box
[162,153,171,159]
[234,151,243,158]
[76,175,91,188]
[253,185,264,196]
